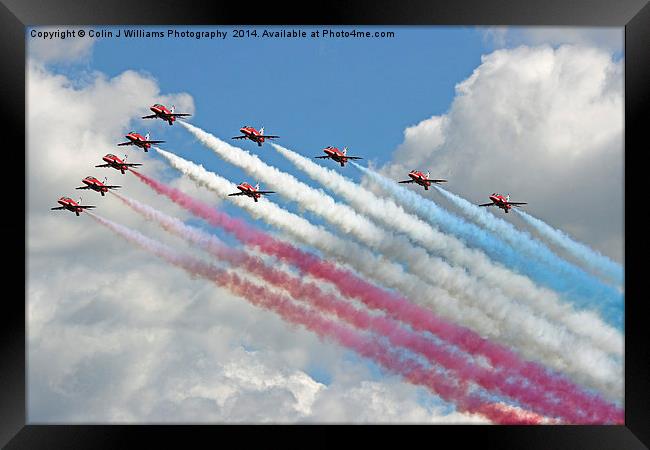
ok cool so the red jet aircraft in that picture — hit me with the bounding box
[479,193,528,213]
[227,182,275,202]
[95,154,142,174]
[314,146,363,167]
[142,103,191,126]
[51,197,96,216]
[231,126,279,146]
[117,131,164,152]
[76,176,121,196]
[398,170,447,190]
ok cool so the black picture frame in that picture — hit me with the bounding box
[3,0,648,447]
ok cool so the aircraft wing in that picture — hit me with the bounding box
[398,180,414,184]
[478,203,494,207]
[95,164,111,168]
[50,207,65,210]
[80,205,96,209]
[314,156,330,159]
[231,136,248,140]
[125,163,142,167]
[75,186,91,190]
[117,142,132,146]
[507,202,528,206]
[170,113,192,117]
[105,185,121,189]
[346,156,363,160]
[141,114,158,119]
[227,192,247,196]
[257,191,275,195]
[145,140,165,144]
[263,135,280,139]
[429,179,447,183]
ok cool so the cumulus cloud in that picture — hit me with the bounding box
[481,27,623,54]
[27,57,480,423]
[29,27,96,64]
[382,44,623,262]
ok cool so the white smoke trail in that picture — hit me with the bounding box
[515,209,623,287]
[153,146,622,401]
[179,124,605,342]
[175,126,624,371]
[180,122,387,244]
[271,143,623,357]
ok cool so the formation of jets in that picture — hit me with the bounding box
[52,102,528,215]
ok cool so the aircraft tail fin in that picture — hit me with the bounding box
[343,147,348,155]
[145,132,150,141]
[260,127,264,135]
[426,170,430,178]
[170,105,175,113]
[506,194,510,202]
[255,183,260,190]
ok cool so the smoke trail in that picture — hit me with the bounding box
[354,164,623,329]
[130,167,623,404]
[87,211,549,424]
[179,124,518,316]
[273,144,622,356]
[515,209,623,286]
[111,191,622,423]
[174,127,623,381]
[143,153,622,400]
[432,185,623,327]
[180,122,387,245]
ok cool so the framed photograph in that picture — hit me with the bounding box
[3,0,648,447]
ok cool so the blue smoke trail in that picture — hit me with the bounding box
[352,163,623,329]
[432,183,623,328]
[515,209,624,287]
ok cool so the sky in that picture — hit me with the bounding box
[27,25,624,423]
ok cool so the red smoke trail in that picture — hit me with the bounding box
[130,169,623,424]
[111,191,605,423]
[111,191,582,421]
[87,211,540,424]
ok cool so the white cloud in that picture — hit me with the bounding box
[383,44,623,262]
[481,27,623,54]
[307,380,489,424]
[27,58,482,423]
[29,27,96,64]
